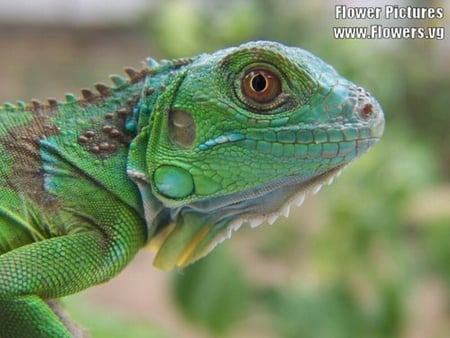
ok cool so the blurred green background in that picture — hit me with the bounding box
[0,0,449,337]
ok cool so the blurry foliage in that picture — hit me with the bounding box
[65,296,171,338]
[265,284,392,338]
[172,246,250,336]
[425,219,450,285]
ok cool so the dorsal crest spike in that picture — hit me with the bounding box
[81,88,97,101]
[146,57,159,68]
[17,101,26,109]
[172,57,193,68]
[47,98,58,108]
[65,93,77,103]
[109,74,127,87]
[124,67,140,80]
[94,83,111,96]
[4,102,15,109]
[31,99,43,110]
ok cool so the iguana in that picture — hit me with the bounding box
[0,41,384,337]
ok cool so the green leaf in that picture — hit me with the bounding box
[171,246,250,335]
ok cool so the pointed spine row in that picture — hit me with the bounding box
[0,56,197,112]
[0,65,153,112]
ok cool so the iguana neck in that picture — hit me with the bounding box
[0,56,194,220]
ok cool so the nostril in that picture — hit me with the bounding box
[361,103,373,118]
[354,86,376,120]
[356,102,375,121]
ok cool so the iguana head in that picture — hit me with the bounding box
[127,41,385,270]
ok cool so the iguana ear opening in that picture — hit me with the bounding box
[168,110,196,148]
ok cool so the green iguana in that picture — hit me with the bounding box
[0,41,384,337]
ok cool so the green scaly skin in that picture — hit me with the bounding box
[0,41,384,337]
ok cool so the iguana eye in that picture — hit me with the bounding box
[242,68,281,103]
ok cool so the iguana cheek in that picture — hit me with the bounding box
[192,174,222,195]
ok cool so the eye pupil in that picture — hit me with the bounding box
[242,68,281,104]
[251,74,267,92]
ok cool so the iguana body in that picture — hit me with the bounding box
[0,41,384,337]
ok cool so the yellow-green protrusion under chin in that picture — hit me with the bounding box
[148,213,214,270]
